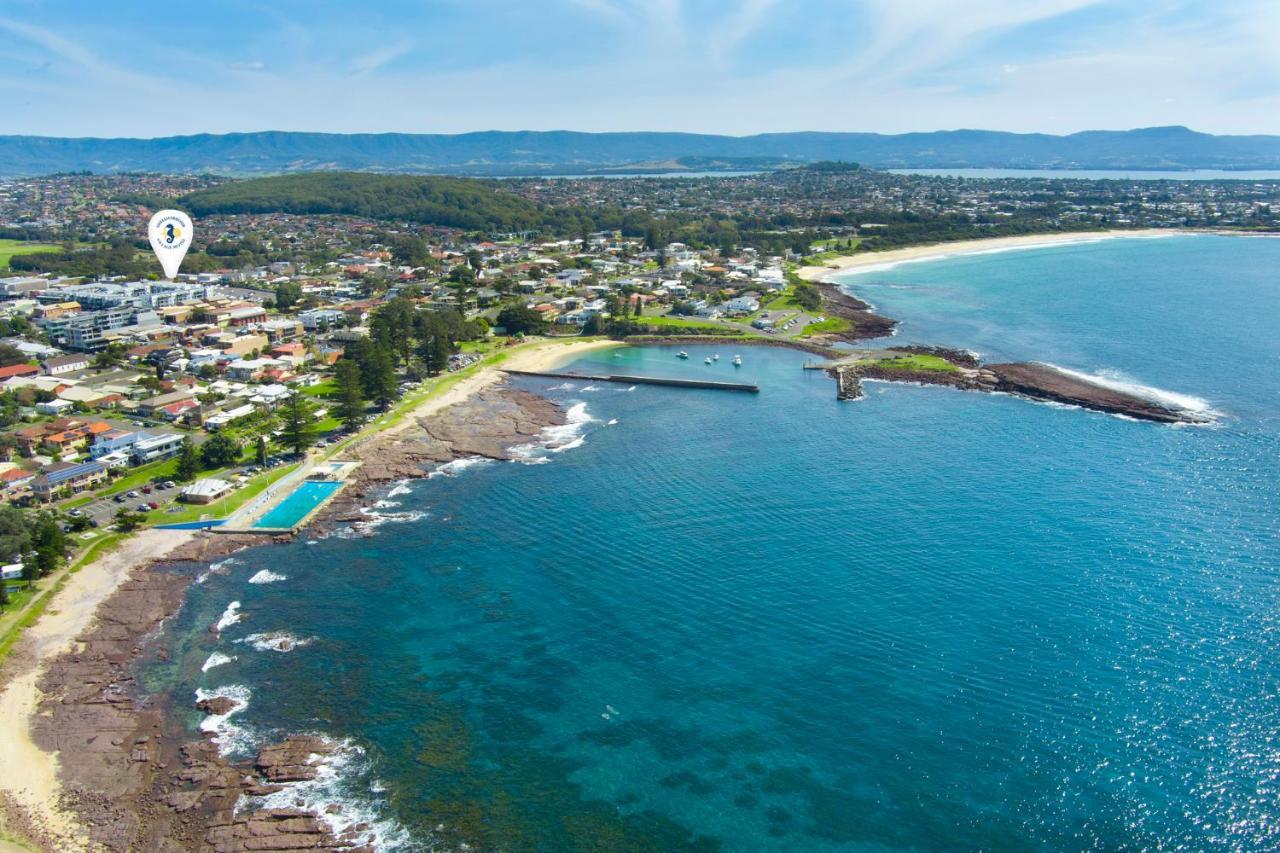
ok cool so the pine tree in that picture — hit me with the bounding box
[333,359,367,431]
[256,435,268,466]
[175,436,200,482]
[280,393,320,456]
[367,346,398,410]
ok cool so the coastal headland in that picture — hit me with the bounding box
[789,230,1213,424]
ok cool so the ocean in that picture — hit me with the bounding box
[141,234,1280,850]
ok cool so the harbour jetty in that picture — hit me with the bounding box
[503,369,760,393]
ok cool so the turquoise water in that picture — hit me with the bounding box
[253,480,343,529]
[143,235,1280,850]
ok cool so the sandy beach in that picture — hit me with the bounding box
[795,229,1180,280]
[0,529,195,850]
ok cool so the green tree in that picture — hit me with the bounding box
[275,281,303,311]
[114,508,145,532]
[279,393,320,456]
[333,359,367,431]
[416,313,451,376]
[175,436,201,482]
[495,305,547,336]
[29,513,66,578]
[200,432,242,468]
[364,345,398,410]
[255,435,268,466]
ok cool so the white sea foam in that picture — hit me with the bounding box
[606,418,619,426]
[201,651,236,672]
[239,632,312,653]
[580,384,600,392]
[355,506,427,533]
[508,400,596,463]
[372,499,400,509]
[428,456,493,479]
[215,601,243,633]
[1042,363,1220,418]
[547,382,578,391]
[195,684,253,756]
[248,569,287,584]
[241,737,410,850]
[197,557,239,585]
[386,480,413,498]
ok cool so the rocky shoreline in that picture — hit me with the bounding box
[10,382,566,852]
[809,283,1210,424]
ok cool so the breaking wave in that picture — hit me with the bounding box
[248,570,287,584]
[241,737,410,850]
[239,632,312,653]
[1044,363,1220,419]
[215,601,243,633]
[195,684,253,756]
[201,651,236,672]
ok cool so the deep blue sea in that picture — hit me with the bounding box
[142,234,1280,850]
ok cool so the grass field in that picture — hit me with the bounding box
[640,315,747,335]
[0,239,60,271]
[870,354,959,372]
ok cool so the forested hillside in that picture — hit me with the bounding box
[182,173,543,231]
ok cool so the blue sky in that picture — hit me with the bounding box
[0,0,1277,137]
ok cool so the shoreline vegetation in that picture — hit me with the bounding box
[0,232,1216,850]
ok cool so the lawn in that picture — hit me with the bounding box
[641,314,747,335]
[0,238,60,271]
[870,354,959,372]
[799,316,852,337]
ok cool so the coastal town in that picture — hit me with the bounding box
[0,163,1275,851]
[0,166,1275,556]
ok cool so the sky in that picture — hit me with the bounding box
[0,0,1277,138]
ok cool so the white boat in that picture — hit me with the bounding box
[733,355,742,366]
[713,354,720,361]
[677,351,689,359]
[704,357,713,364]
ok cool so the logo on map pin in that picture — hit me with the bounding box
[148,209,193,279]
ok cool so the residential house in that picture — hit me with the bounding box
[41,353,90,375]
[32,460,108,501]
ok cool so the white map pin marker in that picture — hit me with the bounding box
[148,209,194,279]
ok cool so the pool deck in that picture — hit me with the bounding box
[217,458,360,535]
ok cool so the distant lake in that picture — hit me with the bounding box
[535,170,764,179]
[891,168,1280,181]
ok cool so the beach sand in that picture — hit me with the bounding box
[0,529,195,850]
[795,229,1179,280]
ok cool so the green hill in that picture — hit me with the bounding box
[181,172,543,231]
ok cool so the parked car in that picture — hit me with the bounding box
[147,501,159,510]
[142,486,152,494]
[113,495,127,504]
[136,503,150,512]
[163,481,176,489]
[127,490,139,498]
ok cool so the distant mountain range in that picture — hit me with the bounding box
[2,126,1279,177]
